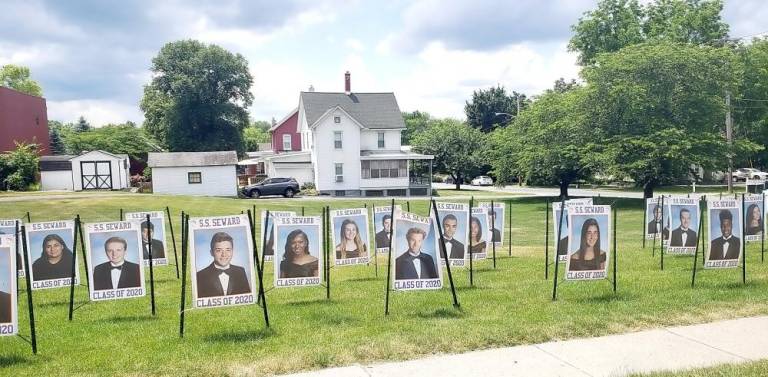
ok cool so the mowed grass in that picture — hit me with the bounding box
[2,194,768,376]
[632,359,768,377]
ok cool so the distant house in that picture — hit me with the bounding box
[148,151,238,196]
[248,72,433,196]
[39,150,131,191]
[0,86,50,155]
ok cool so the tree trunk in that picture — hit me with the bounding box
[454,173,461,190]
[559,180,569,200]
[643,180,656,198]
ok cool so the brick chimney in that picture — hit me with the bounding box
[344,71,351,95]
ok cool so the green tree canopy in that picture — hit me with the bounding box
[401,110,431,144]
[0,64,43,97]
[569,0,729,66]
[584,42,758,197]
[411,119,486,189]
[464,86,528,133]
[0,143,39,191]
[243,125,270,152]
[140,40,253,154]
[733,38,768,168]
[73,116,92,133]
[58,122,161,164]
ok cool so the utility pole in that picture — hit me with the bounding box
[726,91,733,193]
[516,95,521,116]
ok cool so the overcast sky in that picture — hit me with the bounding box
[1,0,766,126]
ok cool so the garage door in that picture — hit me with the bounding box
[80,161,113,190]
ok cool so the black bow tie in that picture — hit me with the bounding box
[111,265,123,271]
[218,268,232,276]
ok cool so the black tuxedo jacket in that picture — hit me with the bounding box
[196,263,251,298]
[93,261,141,291]
[395,251,438,279]
[491,228,501,243]
[142,239,165,259]
[670,228,698,247]
[709,236,741,260]
[647,220,669,239]
[439,238,465,259]
[0,291,11,323]
[375,230,391,249]
[557,236,569,256]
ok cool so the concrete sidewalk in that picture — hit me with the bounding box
[282,316,768,377]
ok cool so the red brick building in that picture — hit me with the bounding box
[0,86,50,155]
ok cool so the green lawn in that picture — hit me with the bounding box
[632,360,768,377]
[2,194,768,376]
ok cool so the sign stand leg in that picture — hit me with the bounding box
[325,206,331,300]
[613,207,618,293]
[491,200,497,269]
[20,225,37,354]
[552,200,565,301]
[431,199,460,308]
[179,212,188,338]
[384,199,395,315]
[77,215,89,286]
[248,209,270,328]
[146,214,156,316]
[469,197,474,286]
[742,194,746,285]
[507,200,512,257]
[166,206,180,279]
[642,198,647,248]
[68,216,80,321]
[545,200,550,280]
[762,192,765,263]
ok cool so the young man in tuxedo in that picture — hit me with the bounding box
[395,227,438,280]
[670,208,698,247]
[709,210,741,260]
[439,214,465,259]
[0,289,11,323]
[375,214,392,250]
[489,209,501,243]
[93,237,141,291]
[141,221,165,260]
[647,205,669,240]
[196,232,251,298]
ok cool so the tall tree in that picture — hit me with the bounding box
[401,110,431,144]
[733,38,768,168]
[242,126,270,152]
[569,0,729,66]
[465,86,527,133]
[73,116,91,133]
[0,64,43,96]
[489,86,594,198]
[140,40,253,154]
[584,42,758,198]
[48,127,66,155]
[411,119,486,189]
[63,123,161,164]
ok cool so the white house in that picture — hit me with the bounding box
[148,151,238,196]
[251,72,433,196]
[39,150,131,191]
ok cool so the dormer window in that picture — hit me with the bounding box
[334,116,341,123]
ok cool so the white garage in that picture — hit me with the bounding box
[148,151,238,197]
[39,150,131,191]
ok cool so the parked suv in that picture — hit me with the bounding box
[471,176,494,186]
[242,177,300,198]
[732,168,768,182]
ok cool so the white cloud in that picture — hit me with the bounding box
[47,99,144,127]
[344,38,365,52]
[390,41,580,119]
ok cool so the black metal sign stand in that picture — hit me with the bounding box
[179,210,270,338]
[691,195,747,287]
[384,199,395,315]
[642,197,646,248]
[18,224,38,354]
[552,205,618,301]
[491,200,497,269]
[544,199,550,279]
[468,197,474,286]
[660,196,666,270]
[68,215,91,320]
[507,200,512,257]
[146,214,157,315]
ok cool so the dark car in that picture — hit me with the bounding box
[242,177,300,198]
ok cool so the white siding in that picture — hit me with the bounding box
[70,151,130,191]
[312,109,362,192]
[360,177,409,189]
[40,171,73,191]
[152,165,237,196]
[272,165,314,186]
[360,129,402,150]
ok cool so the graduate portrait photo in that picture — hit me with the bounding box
[373,205,401,253]
[331,208,370,266]
[432,202,469,265]
[744,194,763,241]
[480,202,504,246]
[26,221,78,289]
[391,210,442,291]
[85,221,145,301]
[125,211,168,265]
[260,211,295,261]
[666,197,699,254]
[0,235,17,332]
[706,200,742,269]
[565,205,611,280]
[0,219,23,277]
[274,216,322,287]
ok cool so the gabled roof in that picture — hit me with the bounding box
[70,150,129,161]
[269,108,298,132]
[40,155,75,171]
[300,92,405,129]
[148,151,238,168]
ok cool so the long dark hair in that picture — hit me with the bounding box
[746,203,762,229]
[283,229,310,262]
[576,218,602,263]
[40,233,73,261]
[470,216,483,242]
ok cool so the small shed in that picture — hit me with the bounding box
[148,151,238,197]
[39,150,131,191]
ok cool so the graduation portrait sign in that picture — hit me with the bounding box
[331,208,370,266]
[391,209,442,291]
[189,214,255,310]
[744,194,763,242]
[274,216,323,288]
[479,202,505,246]
[84,221,145,302]
[553,198,593,261]
[665,197,699,255]
[469,207,489,260]
[565,204,611,281]
[0,235,17,336]
[261,211,295,261]
[373,205,401,254]
[124,211,168,266]
[706,199,743,269]
[26,220,78,290]
[431,202,469,267]
[0,219,24,278]
[645,197,664,240]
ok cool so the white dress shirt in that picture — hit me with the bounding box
[215,264,231,294]
[110,262,124,289]
[409,251,421,278]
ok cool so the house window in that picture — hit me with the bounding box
[334,131,343,149]
[282,134,292,150]
[377,132,385,148]
[188,172,202,184]
[334,116,341,123]
[335,163,344,182]
[361,160,407,179]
